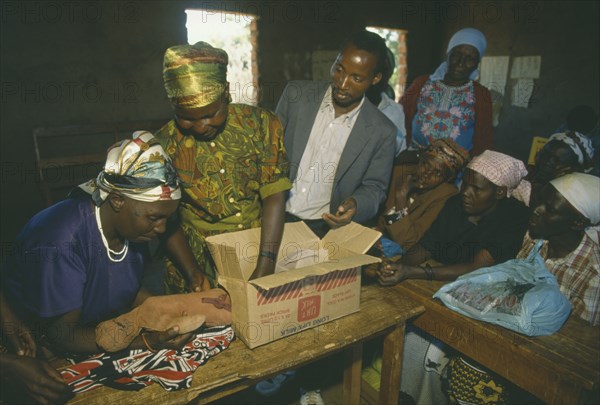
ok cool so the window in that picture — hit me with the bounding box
[186,9,258,105]
[366,26,408,99]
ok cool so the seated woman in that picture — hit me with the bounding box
[443,173,600,405]
[528,131,595,207]
[518,173,600,325]
[378,138,469,256]
[555,105,599,176]
[400,27,492,163]
[1,131,190,356]
[377,150,530,285]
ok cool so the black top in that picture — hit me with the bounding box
[420,195,529,265]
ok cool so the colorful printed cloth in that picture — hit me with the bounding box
[61,326,234,393]
[548,131,595,169]
[155,104,292,291]
[411,79,476,151]
[444,356,512,404]
[425,138,470,176]
[79,131,181,205]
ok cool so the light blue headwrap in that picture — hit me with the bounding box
[430,28,487,81]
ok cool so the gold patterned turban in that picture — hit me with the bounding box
[163,41,228,108]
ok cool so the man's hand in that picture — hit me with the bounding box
[1,354,73,404]
[322,198,357,229]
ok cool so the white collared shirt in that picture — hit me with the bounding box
[286,86,365,219]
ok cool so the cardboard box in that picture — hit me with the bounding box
[205,222,381,348]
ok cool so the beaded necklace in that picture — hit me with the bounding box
[94,206,129,262]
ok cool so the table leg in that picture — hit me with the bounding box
[379,323,406,405]
[343,343,363,405]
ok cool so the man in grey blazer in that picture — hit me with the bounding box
[276,31,397,238]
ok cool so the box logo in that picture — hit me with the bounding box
[255,267,358,306]
[298,296,321,321]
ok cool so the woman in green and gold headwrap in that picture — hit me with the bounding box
[156,42,292,293]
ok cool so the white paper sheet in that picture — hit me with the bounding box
[479,56,510,95]
[510,56,541,79]
[511,78,535,107]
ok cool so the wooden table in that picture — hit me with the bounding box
[395,279,600,404]
[69,284,424,405]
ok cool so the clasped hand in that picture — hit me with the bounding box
[376,261,410,286]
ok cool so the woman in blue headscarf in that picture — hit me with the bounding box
[401,28,493,158]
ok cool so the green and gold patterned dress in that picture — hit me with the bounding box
[156,104,292,293]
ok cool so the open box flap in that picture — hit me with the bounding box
[207,222,322,280]
[278,222,321,255]
[248,253,380,290]
[207,243,244,279]
[321,222,382,254]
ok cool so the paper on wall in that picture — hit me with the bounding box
[479,56,510,95]
[510,56,541,79]
[511,78,535,108]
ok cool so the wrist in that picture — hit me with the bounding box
[419,263,434,280]
[141,332,158,353]
[185,267,203,280]
[259,250,277,262]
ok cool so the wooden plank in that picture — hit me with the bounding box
[33,119,172,206]
[360,378,380,405]
[396,280,600,403]
[342,344,362,405]
[379,323,405,405]
[33,119,170,138]
[38,153,106,169]
[68,285,425,404]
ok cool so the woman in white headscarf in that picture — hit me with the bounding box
[400,28,493,159]
[518,173,600,325]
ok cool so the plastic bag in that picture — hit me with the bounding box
[433,240,572,336]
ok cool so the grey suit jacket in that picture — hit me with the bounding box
[275,80,396,223]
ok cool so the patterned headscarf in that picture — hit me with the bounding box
[430,28,487,81]
[163,41,228,108]
[424,139,470,179]
[551,173,600,225]
[467,150,530,202]
[79,131,181,205]
[548,131,595,171]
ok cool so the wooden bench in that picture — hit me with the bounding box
[33,119,170,206]
[395,279,600,404]
[68,284,424,404]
